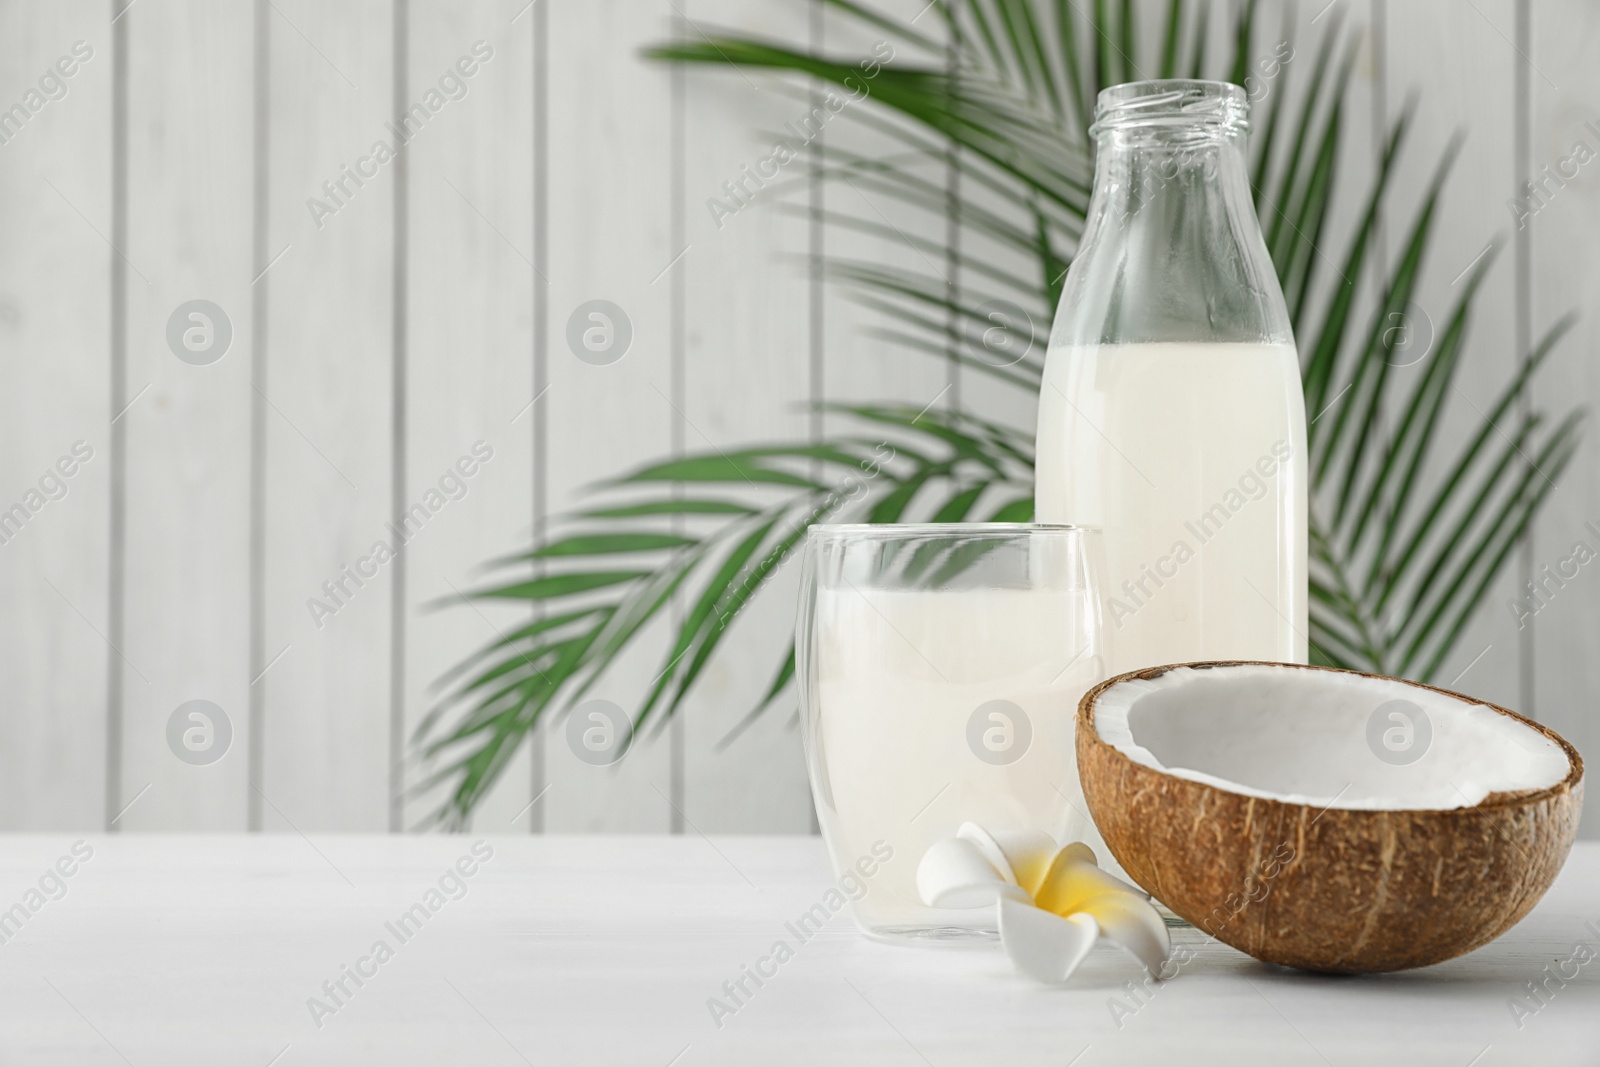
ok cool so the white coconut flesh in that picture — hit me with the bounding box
[1092,665,1571,810]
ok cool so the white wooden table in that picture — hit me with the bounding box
[1,835,1595,1065]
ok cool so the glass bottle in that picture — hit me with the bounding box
[1035,80,1308,676]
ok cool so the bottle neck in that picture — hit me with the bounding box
[1051,85,1292,349]
[1091,125,1253,215]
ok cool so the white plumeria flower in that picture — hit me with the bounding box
[916,822,1170,984]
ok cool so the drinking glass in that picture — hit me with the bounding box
[795,523,1106,941]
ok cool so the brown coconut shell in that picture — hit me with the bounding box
[1077,661,1584,973]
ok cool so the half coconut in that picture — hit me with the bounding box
[1077,661,1583,973]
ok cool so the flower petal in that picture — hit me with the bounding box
[917,837,1027,909]
[998,897,1099,984]
[1055,841,1098,868]
[1033,847,1150,915]
[1079,892,1171,975]
[991,830,1061,895]
[955,823,1019,886]
[955,823,1059,892]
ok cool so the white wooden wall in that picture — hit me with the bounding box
[0,0,1594,836]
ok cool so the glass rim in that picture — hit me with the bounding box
[807,522,1094,541]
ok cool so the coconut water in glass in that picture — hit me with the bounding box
[795,524,1105,940]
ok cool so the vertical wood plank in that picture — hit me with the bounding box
[1384,0,1523,708]
[402,0,536,831]
[529,0,549,830]
[1263,0,1381,332]
[1276,0,1381,677]
[117,0,256,830]
[0,0,113,829]
[1529,0,1600,837]
[256,0,394,831]
[541,0,676,832]
[389,0,411,832]
[820,1,950,422]
[675,0,818,833]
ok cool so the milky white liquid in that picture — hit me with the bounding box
[810,585,1103,935]
[1035,342,1308,676]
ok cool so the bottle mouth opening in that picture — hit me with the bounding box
[1090,80,1249,137]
